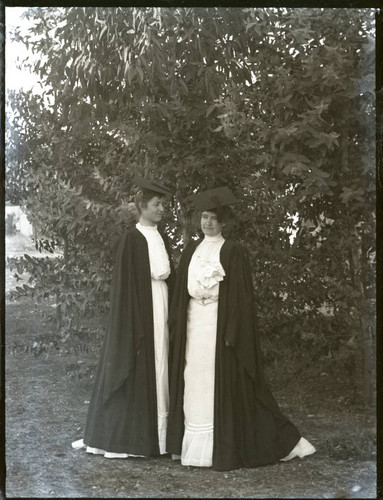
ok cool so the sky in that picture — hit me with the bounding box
[6,7,40,93]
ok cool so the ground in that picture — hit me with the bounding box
[5,236,377,498]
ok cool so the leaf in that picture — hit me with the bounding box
[126,66,136,85]
[136,66,144,83]
[99,24,108,41]
[24,254,35,263]
[123,46,128,63]
[279,94,293,104]
[340,187,365,204]
[206,104,216,117]
[179,78,189,94]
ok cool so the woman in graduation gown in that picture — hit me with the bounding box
[166,187,316,471]
[72,177,175,458]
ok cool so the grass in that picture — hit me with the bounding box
[6,233,37,256]
[5,295,377,498]
[6,233,63,258]
[325,424,376,461]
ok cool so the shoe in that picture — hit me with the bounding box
[280,437,316,461]
[86,446,106,455]
[104,452,128,459]
[71,439,86,450]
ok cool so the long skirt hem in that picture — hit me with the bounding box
[181,423,214,467]
[71,439,147,458]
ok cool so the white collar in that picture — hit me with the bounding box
[136,222,158,231]
[203,233,224,242]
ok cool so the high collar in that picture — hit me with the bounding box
[203,233,224,242]
[136,222,158,231]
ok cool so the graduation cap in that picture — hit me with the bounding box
[133,176,172,197]
[186,186,238,211]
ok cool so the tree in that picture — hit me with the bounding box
[7,7,375,403]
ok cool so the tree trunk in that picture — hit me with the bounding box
[57,234,70,332]
[181,211,193,248]
[56,291,62,331]
[350,237,374,406]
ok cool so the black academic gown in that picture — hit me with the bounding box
[166,239,301,471]
[83,227,174,456]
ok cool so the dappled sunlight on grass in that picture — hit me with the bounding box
[6,234,63,294]
[6,234,63,258]
[6,234,37,256]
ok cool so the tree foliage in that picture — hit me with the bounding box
[7,7,375,401]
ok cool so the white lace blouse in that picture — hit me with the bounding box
[188,234,226,302]
[136,222,171,280]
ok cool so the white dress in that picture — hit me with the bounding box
[72,222,171,458]
[135,222,171,455]
[182,233,226,466]
[179,233,316,467]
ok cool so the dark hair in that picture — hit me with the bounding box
[203,206,233,223]
[134,188,165,214]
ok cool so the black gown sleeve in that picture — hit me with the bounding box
[101,230,152,404]
[220,242,264,381]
